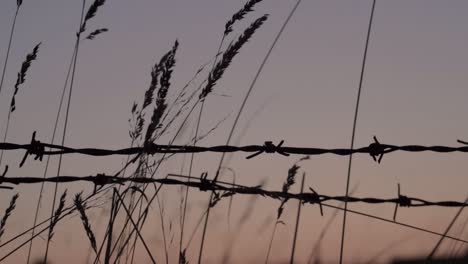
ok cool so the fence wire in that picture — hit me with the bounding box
[0,173,466,212]
[2,134,468,167]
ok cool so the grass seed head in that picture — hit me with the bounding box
[200,14,268,100]
[11,42,41,112]
[0,193,19,240]
[74,192,97,252]
[224,0,264,35]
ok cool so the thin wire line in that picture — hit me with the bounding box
[339,1,376,263]
[290,173,305,264]
[195,33,225,264]
[114,189,157,264]
[0,7,19,96]
[0,6,21,166]
[178,45,222,264]
[427,194,468,259]
[327,203,468,246]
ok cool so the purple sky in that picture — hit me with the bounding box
[1,0,468,263]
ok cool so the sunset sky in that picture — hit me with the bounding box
[1,0,468,263]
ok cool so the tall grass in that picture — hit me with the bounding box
[0,0,292,262]
[198,0,303,262]
[0,3,318,258]
[0,1,415,263]
[0,42,41,167]
[39,0,109,262]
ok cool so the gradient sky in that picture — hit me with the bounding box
[1,0,468,263]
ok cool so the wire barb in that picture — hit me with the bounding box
[19,131,44,167]
[368,136,385,163]
[246,140,289,159]
[307,186,324,216]
[0,166,13,190]
[1,166,7,178]
[393,183,411,221]
[199,172,211,192]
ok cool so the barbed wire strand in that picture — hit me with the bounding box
[1,173,468,209]
[1,173,468,262]
[3,135,468,164]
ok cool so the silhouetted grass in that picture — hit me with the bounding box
[75,193,98,253]
[0,193,18,241]
[48,190,67,241]
[0,42,41,166]
[265,160,302,264]
[0,1,458,264]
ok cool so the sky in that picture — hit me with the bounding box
[1,0,468,263]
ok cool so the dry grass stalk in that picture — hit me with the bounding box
[144,40,179,143]
[129,102,144,141]
[180,6,267,260]
[43,0,90,261]
[200,14,268,100]
[80,0,106,33]
[48,190,67,241]
[74,192,97,253]
[277,164,299,219]
[0,1,21,97]
[0,193,19,240]
[128,40,180,144]
[290,173,306,264]
[265,157,308,263]
[10,42,41,112]
[142,55,163,109]
[113,188,157,264]
[224,0,264,35]
[104,190,116,264]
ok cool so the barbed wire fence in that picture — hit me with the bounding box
[1,133,468,262]
[0,0,467,262]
